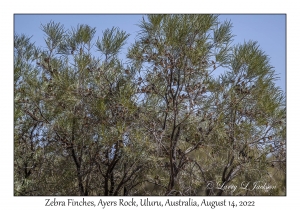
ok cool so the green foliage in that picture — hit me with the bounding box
[14,15,285,196]
[96,27,129,59]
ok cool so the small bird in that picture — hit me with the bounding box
[154,175,160,184]
[177,149,183,155]
[118,140,124,148]
[125,69,130,74]
[44,57,50,63]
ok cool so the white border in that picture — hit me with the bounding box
[1,1,295,209]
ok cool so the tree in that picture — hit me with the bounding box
[14,15,286,196]
[127,14,286,196]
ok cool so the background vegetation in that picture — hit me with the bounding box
[14,15,286,196]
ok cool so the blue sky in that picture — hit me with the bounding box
[14,14,286,91]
